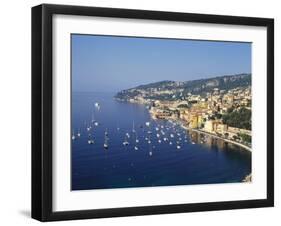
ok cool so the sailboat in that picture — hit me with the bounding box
[91,110,99,126]
[147,133,152,144]
[88,138,94,144]
[94,102,100,110]
[77,129,81,137]
[72,130,76,140]
[135,132,139,143]
[104,131,109,149]
[87,133,94,144]
[86,124,91,131]
[134,130,139,150]
[123,136,129,146]
[132,121,136,133]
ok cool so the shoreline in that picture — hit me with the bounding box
[163,117,252,152]
[116,98,252,152]
[115,98,252,182]
[183,127,252,152]
[177,121,252,182]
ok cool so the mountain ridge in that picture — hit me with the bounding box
[115,73,251,100]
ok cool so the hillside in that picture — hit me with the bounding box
[115,73,251,101]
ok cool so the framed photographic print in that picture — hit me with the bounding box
[32,4,274,221]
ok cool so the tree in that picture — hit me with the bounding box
[224,133,229,139]
[238,133,251,143]
[222,107,251,130]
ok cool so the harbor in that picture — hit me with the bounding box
[71,92,252,190]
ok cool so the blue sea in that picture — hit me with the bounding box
[71,92,251,190]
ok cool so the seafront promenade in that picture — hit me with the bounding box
[187,127,252,152]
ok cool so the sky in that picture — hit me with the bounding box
[72,34,251,92]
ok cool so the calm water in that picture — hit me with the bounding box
[71,92,251,190]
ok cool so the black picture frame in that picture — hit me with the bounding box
[32,3,274,222]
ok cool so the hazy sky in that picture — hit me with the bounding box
[72,34,251,92]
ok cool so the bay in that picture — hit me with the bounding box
[71,92,251,190]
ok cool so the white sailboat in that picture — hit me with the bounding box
[88,139,94,144]
[135,132,139,143]
[72,130,76,140]
[123,136,129,146]
[134,131,139,150]
[94,102,100,110]
[77,129,81,137]
[104,131,109,149]
[87,133,94,144]
[91,110,99,126]
[86,124,91,131]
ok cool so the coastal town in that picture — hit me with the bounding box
[115,74,252,150]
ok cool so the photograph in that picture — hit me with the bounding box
[71,34,252,191]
